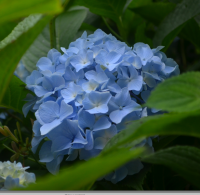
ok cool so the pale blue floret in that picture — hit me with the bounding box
[108,88,142,124]
[35,100,73,135]
[82,91,112,114]
[95,49,122,71]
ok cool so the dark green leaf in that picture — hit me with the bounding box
[0,0,62,24]
[146,72,200,113]
[130,2,175,25]
[153,0,200,46]
[0,21,18,41]
[0,76,27,114]
[135,22,152,47]
[18,147,145,190]
[76,0,127,23]
[142,146,200,188]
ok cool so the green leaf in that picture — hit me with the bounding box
[180,18,200,50]
[146,72,200,113]
[56,7,88,49]
[130,2,175,25]
[142,146,200,188]
[0,15,53,104]
[0,0,62,24]
[128,0,152,9]
[22,25,50,72]
[103,111,200,153]
[135,22,152,47]
[76,0,127,23]
[0,14,43,49]
[0,21,18,41]
[0,76,27,114]
[153,0,200,46]
[18,147,145,190]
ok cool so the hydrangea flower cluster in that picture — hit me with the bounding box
[23,29,179,183]
[0,161,36,190]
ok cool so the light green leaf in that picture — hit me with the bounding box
[18,147,145,190]
[76,0,127,23]
[146,72,200,113]
[142,146,200,188]
[0,15,53,104]
[153,0,200,46]
[0,76,27,114]
[103,111,200,153]
[56,7,88,49]
[22,25,50,72]
[0,0,62,25]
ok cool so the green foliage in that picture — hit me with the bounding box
[142,146,200,188]
[153,0,200,47]
[0,15,53,104]
[76,0,127,23]
[56,7,88,49]
[0,0,62,25]
[146,72,200,113]
[103,111,200,153]
[22,25,50,72]
[0,76,27,114]
[18,147,145,190]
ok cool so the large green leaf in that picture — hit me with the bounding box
[153,0,200,46]
[76,0,127,23]
[22,25,50,72]
[18,147,145,190]
[56,7,88,49]
[103,111,200,153]
[142,146,200,188]
[0,15,53,104]
[0,0,62,24]
[146,72,200,113]
[0,21,18,41]
[0,76,27,114]
[130,2,175,25]
[0,14,43,49]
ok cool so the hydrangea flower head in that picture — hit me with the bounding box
[0,161,36,190]
[23,29,179,183]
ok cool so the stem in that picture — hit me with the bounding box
[16,122,23,144]
[102,17,124,41]
[49,17,57,49]
[4,109,31,132]
[3,144,45,168]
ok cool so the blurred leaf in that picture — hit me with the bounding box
[135,22,152,47]
[0,76,27,114]
[103,111,200,153]
[128,0,152,8]
[118,164,151,190]
[142,146,200,188]
[0,14,43,49]
[56,7,88,49]
[180,19,200,50]
[153,0,200,46]
[0,15,53,104]
[146,72,200,113]
[0,0,62,25]
[22,25,50,72]
[0,21,18,41]
[130,2,175,25]
[18,147,145,190]
[76,0,127,23]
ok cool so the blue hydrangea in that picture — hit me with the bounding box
[23,29,179,183]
